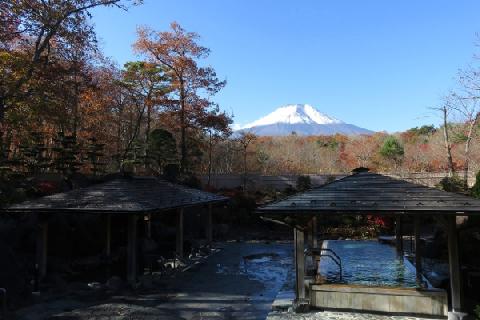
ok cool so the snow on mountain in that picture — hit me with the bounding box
[242,104,343,128]
[236,104,372,136]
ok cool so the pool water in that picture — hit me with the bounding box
[318,240,418,288]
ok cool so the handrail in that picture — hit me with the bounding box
[320,248,342,264]
[319,254,343,281]
[305,248,342,268]
[305,247,343,281]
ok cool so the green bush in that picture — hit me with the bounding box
[475,305,480,320]
[296,175,311,191]
[471,171,480,198]
[437,175,465,192]
[380,136,404,161]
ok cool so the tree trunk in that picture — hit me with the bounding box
[463,113,479,190]
[146,104,151,145]
[72,60,79,138]
[243,146,247,192]
[463,155,470,190]
[116,110,122,170]
[0,95,5,124]
[0,95,5,162]
[145,96,152,169]
[442,106,455,176]
[179,80,187,172]
[122,103,145,169]
[207,131,212,187]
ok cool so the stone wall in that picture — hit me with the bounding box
[386,172,476,188]
[201,172,476,190]
[310,284,448,317]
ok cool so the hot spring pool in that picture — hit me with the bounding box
[319,240,418,288]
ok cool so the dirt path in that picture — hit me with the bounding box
[16,241,293,320]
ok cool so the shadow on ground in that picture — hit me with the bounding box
[16,241,294,320]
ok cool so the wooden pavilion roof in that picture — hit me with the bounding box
[4,176,228,214]
[257,172,480,215]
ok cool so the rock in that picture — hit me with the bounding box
[292,300,309,313]
[106,276,124,291]
[87,282,102,290]
[164,259,186,269]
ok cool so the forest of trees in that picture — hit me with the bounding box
[202,127,477,176]
[0,0,232,179]
[1,1,479,190]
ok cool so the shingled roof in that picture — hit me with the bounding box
[257,172,480,215]
[4,177,228,214]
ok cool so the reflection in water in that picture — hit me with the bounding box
[319,240,417,287]
[216,251,292,297]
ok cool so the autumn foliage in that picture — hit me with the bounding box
[0,2,230,178]
[1,1,479,185]
[199,127,480,176]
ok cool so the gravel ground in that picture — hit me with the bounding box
[14,241,446,320]
[267,311,444,320]
[15,241,294,320]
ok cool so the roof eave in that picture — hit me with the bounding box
[256,208,480,216]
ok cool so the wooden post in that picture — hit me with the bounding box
[176,208,184,258]
[306,217,317,248]
[127,215,138,286]
[414,216,422,287]
[105,214,112,278]
[146,213,152,239]
[205,204,213,244]
[395,215,403,254]
[106,214,111,258]
[36,220,48,279]
[306,220,313,247]
[447,215,463,314]
[294,228,305,301]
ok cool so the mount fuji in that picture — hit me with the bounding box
[236,104,373,136]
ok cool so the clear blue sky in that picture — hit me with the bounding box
[91,0,480,132]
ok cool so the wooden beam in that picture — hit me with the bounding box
[36,220,48,279]
[294,228,305,301]
[127,215,138,286]
[395,216,403,254]
[176,208,184,258]
[312,216,318,248]
[205,204,213,244]
[414,216,422,287]
[447,215,462,313]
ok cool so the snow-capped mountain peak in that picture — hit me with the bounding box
[235,104,372,136]
[242,104,343,129]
